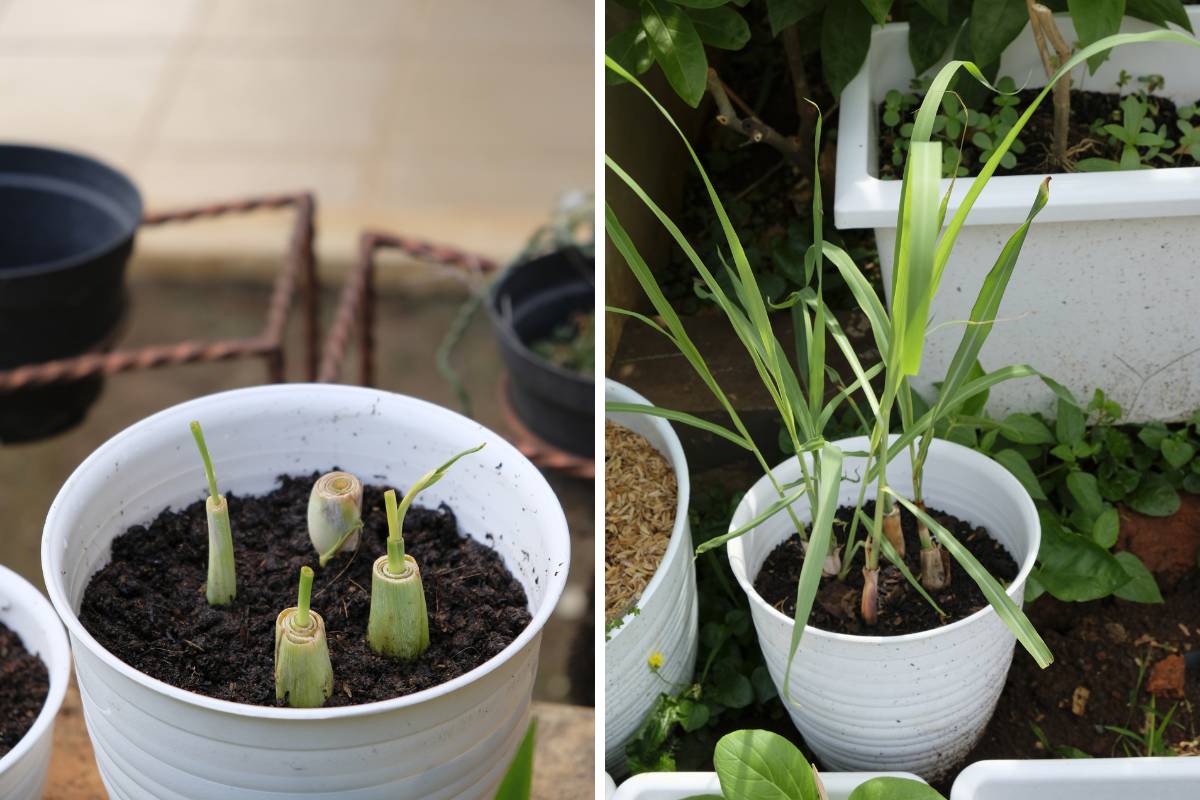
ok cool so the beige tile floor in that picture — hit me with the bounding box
[0,0,594,273]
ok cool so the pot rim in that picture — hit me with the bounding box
[0,564,70,775]
[41,383,569,720]
[603,379,691,640]
[0,142,143,279]
[727,434,1040,645]
[487,249,596,387]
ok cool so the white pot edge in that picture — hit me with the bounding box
[951,756,1200,799]
[0,564,71,777]
[613,769,927,800]
[40,383,569,722]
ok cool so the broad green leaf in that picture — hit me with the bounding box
[909,5,963,74]
[889,491,1053,667]
[993,448,1047,500]
[860,0,894,26]
[1001,413,1055,445]
[821,0,874,96]
[1138,423,1170,449]
[783,444,844,697]
[767,0,826,36]
[1092,507,1119,548]
[605,24,655,85]
[605,401,753,449]
[1069,0,1127,72]
[714,729,817,800]
[1066,471,1105,522]
[1037,512,1131,601]
[687,5,751,49]
[1128,472,1180,516]
[641,0,708,107]
[1055,397,1086,445]
[1161,437,1195,468]
[1126,0,1193,32]
[494,720,536,800]
[1113,551,1164,603]
[969,0,1028,67]
[849,776,949,800]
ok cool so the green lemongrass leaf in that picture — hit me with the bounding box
[783,444,844,698]
[887,490,1053,668]
[605,401,753,449]
[605,305,671,340]
[822,241,891,359]
[879,533,946,617]
[696,484,810,555]
[803,293,883,419]
[190,420,220,500]
[890,140,942,377]
[818,363,884,430]
[494,720,537,800]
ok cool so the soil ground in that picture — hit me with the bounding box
[0,620,49,759]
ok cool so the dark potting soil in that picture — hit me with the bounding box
[753,501,1018,635]
[878,88,1198,178]
[78,473,531,707]
[0,621,49,758]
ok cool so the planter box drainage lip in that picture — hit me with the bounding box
[834,15,1200,229]
[41,383,569,723]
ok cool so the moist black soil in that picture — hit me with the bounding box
[964,580,1200,762]
[879,88,1198,178]
[753,502,1018,635]
[0,621,49,758]
[79,473,531,707]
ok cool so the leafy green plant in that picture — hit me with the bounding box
[190,420,237,606]
[1078,90,1176,171]
[677,729,946,800]
[494,720,537,800]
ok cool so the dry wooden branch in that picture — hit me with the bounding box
[1026,0,1073,164]
[706,68,805,166]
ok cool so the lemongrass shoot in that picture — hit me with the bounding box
[190,420,237,606]
[274,566,332,708]
[310,471,364,566]
[368,443,485,659]
[882,502,904,558]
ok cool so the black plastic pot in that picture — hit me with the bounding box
[0,145,142,443]
[488,248,594,458]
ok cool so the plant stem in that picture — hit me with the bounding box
[296,566,313,628]
[384,488,404,571]
[190,420,219,500]
[1027,1,1072,164]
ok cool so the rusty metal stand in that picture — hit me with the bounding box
[0,192,319,393]
[319,230,594,479]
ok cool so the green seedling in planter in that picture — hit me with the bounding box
[189,420,237,606]
[309,471,364,566]
[1078,92,1176,171]
[678,728,946,800]
[274,566,333,708]
[1174,104,1200,158]
[367,443,485,659]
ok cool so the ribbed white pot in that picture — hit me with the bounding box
[0,565,70,800]
[727,436,1039,780]
[835,10,1200,422]
[612,769,927,800]
[604,379,698,774]
[951,757,1200,799]
[41,384,569,800]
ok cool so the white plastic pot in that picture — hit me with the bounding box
[41,384,569,800]
[0,564,70,800]
[951,757,1200,799]
[604,379,698,774]
[835,10,1200,422]
[726,436,1039,780]
[612,769,927,799]
[605,771,618,799]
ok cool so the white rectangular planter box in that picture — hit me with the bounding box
[951,757,1200,799]
[613,770,927,800]
[836,11,1200,422]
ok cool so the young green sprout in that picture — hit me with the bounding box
[190,420,237,606]
[274,566,333,708]
[367,443,485,660]
[310,471,364,566]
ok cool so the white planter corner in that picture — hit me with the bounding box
[613,769,927,800]
[835,11,1200,422]
[41,384,569,800]
[951,757,1200,799]
[727,436,1040,781]
[0,565,70,800]
[604,379,699,775]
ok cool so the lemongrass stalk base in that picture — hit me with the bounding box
[308,471,364,559]
[368,554,430,660]
[274,608,333,708]
[919,545,952,591]
[205,495,237,606]
[882,506,904,558]
[860,567,879,626]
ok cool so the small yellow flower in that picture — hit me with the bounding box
[647,651,664,671]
